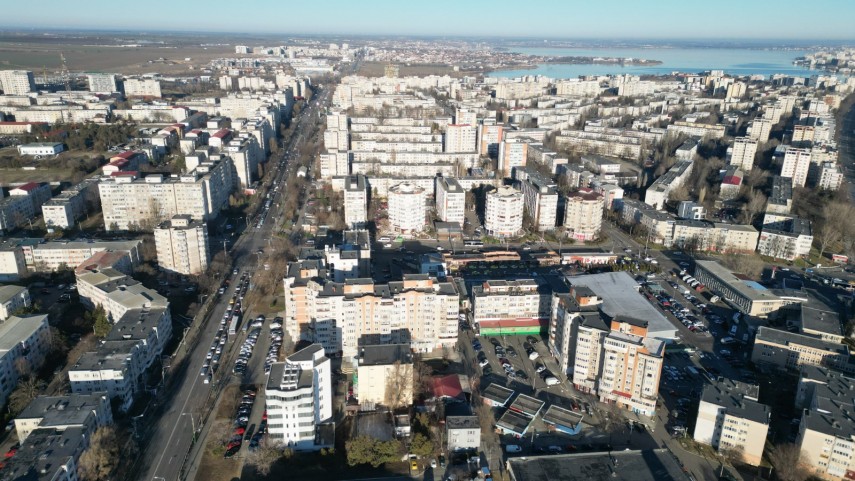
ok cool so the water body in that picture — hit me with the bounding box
[489,47,822,79]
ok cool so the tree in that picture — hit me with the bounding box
[77,426,120,481]
[410,433,434,458]
[744,189,767,225]
[767,443,809,481]
[8,377,42,414]
[246,440,290,477]
[384,360,412,409]
[90,305,111,338]
[345,436,402,467]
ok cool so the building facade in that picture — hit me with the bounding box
[485,185,524,237]
[154,215,210,275]
[387,182,427,234]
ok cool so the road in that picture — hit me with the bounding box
[135,83,334,481]
[838,97,855,202]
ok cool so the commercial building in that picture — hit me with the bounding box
[694,378,770,465]
[565,188,603,241]
[0,315,51,408]
[444,124,477,153]
[265,344,333,450]
[283,269,460,360]
[0,285,30,321]
[506,449,692,481]
[387,182,427,234]
[751,327,852,373]
[154,215,210,275]
[435,176,465,226]
[446,416,480,451]
[728,137,758,171]
[485,185,524,237]
[123,77,162,98]
[521,172,558,232]
[471,279,552,335]
[0,70,36,95]
[344,174,368,229]
[98,159,235,231]
[355,344,413,408]
[15,393,112,442]
[16,143,64,156]
[694,260,790,317]
[781,147,812,187]
[87,73,119,93]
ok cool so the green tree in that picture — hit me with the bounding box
[90,305,111,338]
[346,436,402,467]
[409,433,434,458]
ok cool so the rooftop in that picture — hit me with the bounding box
[0,284,27,305]
[0,315,47,353]
[700,378,769,425]
[0,426,87,481]
[542,405,584,429]
[508,393,545,418]
[496,408,534,435]
[358,344,413,366]
[696,260,783,303]
[17,393,107,429]
[446,415,479,430]
[756,326,849,355]
[482,383,514,406]
[507,449,691,481]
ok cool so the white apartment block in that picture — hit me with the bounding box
[344,174,368,229]
[265,344,333,450]
[69,341,145,412]
[99,159,235,231]
[677,201,704,220]
[471,279,551,327]
[0,243,27,282]
[14,393,112,442]
[388,182,427,234]
[0,285,30,321]
[31,239,141,272]
[757,216,813,261]
[728,137,758,171]
[0,195,35,234]
[666,121,726,139]
[122,78,162,98]
[435,177,466,225]
[645,159,694,210]
[41,179,97,230]
[485,185,524,237]
[446,416,481,451]
[445,124,477,153]
[555,79,601,97]
[224,136,262,189]
[555,130,642,160]
[75,267,168,321]
[87,73,118,93]
[0,70,36,95]
[355,344,413,407]
[455,108,477,126]
[498,139,528,178]
[564,188,603,242]
[781,147,812,187]
[0,315,50,408]
[521,173,558,232]
[816,162,844,191]
[694,379,769,466]
[478,124,504,157]
[154,215,210,275]
[571,315,663,416]
[747,118,773,143]
[283,272,460,360]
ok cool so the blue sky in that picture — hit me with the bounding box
[3,0,854,40]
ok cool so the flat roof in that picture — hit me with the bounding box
[17,393,107,428]
[695,260,782,303]
[0,315,47,353]
[482,383,514,406]
[756,326,848,355]
[701,378,769,425]
[508,393,545,418]
[567,272,676,340]
[507,449,691,481]
[496,408,534,435]
[801,291,842,337]
[446,415,479,430]
[358,344,413,366]
[542,405,584,429]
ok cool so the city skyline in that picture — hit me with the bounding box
[3,0,855,40]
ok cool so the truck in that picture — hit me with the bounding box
[228,313,241,336]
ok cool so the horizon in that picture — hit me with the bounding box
[2,0,855,41]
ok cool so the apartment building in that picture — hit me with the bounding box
[87,73,118,93]
[571,314,664,416]
[556,130,642,160]
[283,270,460,360]
[694,261,789,317]
[435,176,466,226]
[31,239,141,272]
[520,171,558,232]
[497,139,528,178]
[224,136,262,189]
[42,179,97,229]
[621,199,677,245]
[444,124,477,153]
[816,162,844,191]
[0,426,89,481]
[757,215,813,261]
[154,215,210,275]
[0,315,51,408]
[478,124,504,157]
[265,344,333,450]
[471,279,551,335]
[15,393,112,442]
[694,378,770,466]
[10,182,52,214]
[555,79,601,97]
[446,416,481,451]
[666,121,726,139]
[0,240,28,281]
[751,327,852,374]
[781,147,812,187]
[564,188,603,241]
[728,137,758,171]
[123,77,162,98]
[99,159,235,231]
[388,182,426,234]
[0,70,36,95]
[0,285,30,321]
[356,344,413,407]
[323,230,372,282]
[75,267,168,321]
[69,340,145,412]
[344,174,368,228]
[678,201,705,220]
[485,186,524,237]
[645,160,694,210]
[796,367,855,480]
[747,118,773,143]
[0,195,35,234]
[768,175,794,214]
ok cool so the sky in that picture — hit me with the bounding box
[3,0,854,41]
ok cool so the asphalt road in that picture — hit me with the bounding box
[838,97,855,202]
[135,85,333,481]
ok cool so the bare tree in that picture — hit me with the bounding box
[77,426,120,480]
[767,443,809,481]
[9,377,43,414]
[246,440,290,477]
[744,189,767,225]
[384,360,413,409]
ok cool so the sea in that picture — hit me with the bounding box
[488,47,823,79]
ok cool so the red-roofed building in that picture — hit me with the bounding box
[431,374,464,400]
[75,250,134,276]
[209,129,232,149]
[9,182,52,213]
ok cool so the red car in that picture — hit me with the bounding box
[233,427,246,436]
[226,440,242,450]
[262,411,268,421]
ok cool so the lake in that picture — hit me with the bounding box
[489,47,822,79]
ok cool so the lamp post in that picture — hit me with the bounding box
[182,412,197,442]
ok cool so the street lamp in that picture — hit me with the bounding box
[182,412,197,443]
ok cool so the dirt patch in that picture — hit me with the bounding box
[195,384,245,481]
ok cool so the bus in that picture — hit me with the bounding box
[464,240,484,247]
[228,314,241,336]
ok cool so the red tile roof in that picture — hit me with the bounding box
[13,182,40,192]
[431,374,463,399]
